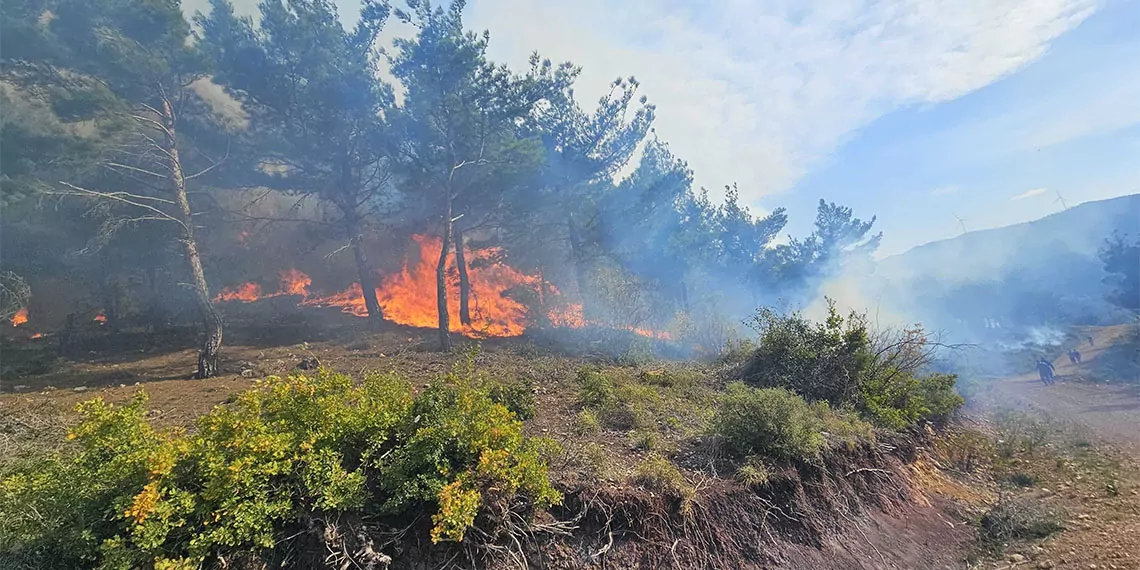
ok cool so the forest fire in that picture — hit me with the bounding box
[214,234,671,340]
[11,307,28,327]
[94,312,107,324]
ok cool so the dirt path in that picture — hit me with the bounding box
[989,374,1140,453]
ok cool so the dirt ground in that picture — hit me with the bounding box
[970,324,1140,570]
[2,311,1138,569]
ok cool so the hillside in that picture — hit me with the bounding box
[880,193,1139,283]
[872,194,1139,338]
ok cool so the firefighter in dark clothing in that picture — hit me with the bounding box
[1068,348,1082,364]
[1037,358,1056,385]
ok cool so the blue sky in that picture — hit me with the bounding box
[188,0,1140,257]
[778,0,1140,255]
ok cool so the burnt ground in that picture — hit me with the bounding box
[1,307,1134,569]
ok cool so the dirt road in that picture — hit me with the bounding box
[990,373,1140,453]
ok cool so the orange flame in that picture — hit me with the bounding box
[547,303,586,328]
[11,308,28,327]
[279,268,311,297]
[303,235,537,337]
[94,312,107,324]
[30,332,44,339]
[213,235,673,340]
[545,302,670,339]
[216,282,264,303]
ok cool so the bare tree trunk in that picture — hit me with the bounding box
[436,195,453,351]
[454,227,472,326]
[567,213,591,315]
[345,209,383,329]
[163,97,223,379]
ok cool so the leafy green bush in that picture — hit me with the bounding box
[713,383,827,461]
[716,337,758,367]
[575,366,715,438]
[917,373,966,424]
[742,302,872,406]
[740,301,965,430]
[0,368,561,569]
[488,377,537,420]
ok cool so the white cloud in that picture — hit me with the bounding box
[1011,187,1049,200]
[930,185,960,196]
[465,0,1097,203]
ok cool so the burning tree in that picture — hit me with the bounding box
[390,0,572,350]
[198,0,398,329]
[2,0,230,377]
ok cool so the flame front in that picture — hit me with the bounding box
[212,234,671,340]
[216,282,264,303]
[11,308,28,327]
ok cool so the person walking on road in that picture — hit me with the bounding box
[1037,358,1056,386]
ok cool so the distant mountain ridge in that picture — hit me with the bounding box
[872,193,1139,337]
[879,193,1140,283]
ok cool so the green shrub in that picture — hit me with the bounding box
[0,368,561,569]
[716,337,758,366]
[488,377,537,421]
[632,456,695,509]
[0,393,174,569]
[713,383,827,461]
[812,401,875,449]
[740,302,964,430]
[577,367,615,408]
[917,373,966,424]
[735,456,773,488]
[741,302,872,406]
[575,409,601,435]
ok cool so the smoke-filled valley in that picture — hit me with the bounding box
[3,1,1140,570]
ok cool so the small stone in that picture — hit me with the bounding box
[1036,562,1054,569]
[72,386,88,392]
[1077,513,1091,520]
[13,385,28,391]
[1009,554,1026,563]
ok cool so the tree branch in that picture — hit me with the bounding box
[54,181,186,231]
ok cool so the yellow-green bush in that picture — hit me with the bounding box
[713,383,827,461]
[0,369,560,569]
[712,383,870,462]
[632,455,695,509]
[574,366,715,437]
